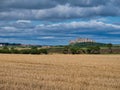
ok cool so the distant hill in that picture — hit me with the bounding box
[0,43,21,46]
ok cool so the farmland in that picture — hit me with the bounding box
[0,54,120,90]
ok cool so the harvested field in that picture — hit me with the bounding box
[0,54,120,90]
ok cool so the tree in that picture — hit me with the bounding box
[77,49,86,54]
[39,49,48,54]
[0,46,10,53]
[87,46,100,54]
[70,47,80,54]
[30,47,39,54]
[107,43,113,53]
[63,46,70,54]
[20,49,31,54]
[10,47,19,54]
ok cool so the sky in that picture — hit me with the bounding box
[0,0,120,45]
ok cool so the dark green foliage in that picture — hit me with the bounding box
[63,46,70,54]
[20,48,48,54]
[70,47,87,54]
[0,46,10,53]
[0,42,119,54]
[107,43,113,53]
[77,49,86,54]
[30,47,40,54]
[20,49,31,54]
[48,47,64,54]
[63,46,85,54]
[86,46,100,54]
[70,47,80,54]
[70,42,107,48]
[0,46,48,54]
[10,47,19,54]
[107,43,112,48]
[39,49,48,54]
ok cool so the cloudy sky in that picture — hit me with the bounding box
[0,0,120,45]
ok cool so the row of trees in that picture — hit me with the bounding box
[63,46,103,54]
[0,43,113,54]
[63,43,113,54]
[0,47,48,54]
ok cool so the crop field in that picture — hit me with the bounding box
[0,54,120,90]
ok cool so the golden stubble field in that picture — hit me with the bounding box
[0,54,120,90]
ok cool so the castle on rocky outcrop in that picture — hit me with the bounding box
[69,38,95,44]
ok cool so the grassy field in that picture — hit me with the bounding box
[0,54,120,90]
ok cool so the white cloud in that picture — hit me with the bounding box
[1,26,17,32]
[16,20,31,23]
[41,36,55,39]
[36,20,120,31]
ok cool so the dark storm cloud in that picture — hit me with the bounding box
[0,4,120,20]
[0,0,109,9]
[58,0,107,7]
[0,0,57,9]
[0,0,120,20]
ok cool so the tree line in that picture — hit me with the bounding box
[0,43,114,54]
[63,46,101,54]
[0,46,48,54]
[63,43,113,54]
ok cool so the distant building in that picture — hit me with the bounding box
[42,46,50,48]
[0,44,3,47]
[0,43,5,47]
[69,38,95,44]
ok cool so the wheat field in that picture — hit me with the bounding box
[0,54,120,90]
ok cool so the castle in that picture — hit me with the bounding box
[69,38,95,44]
